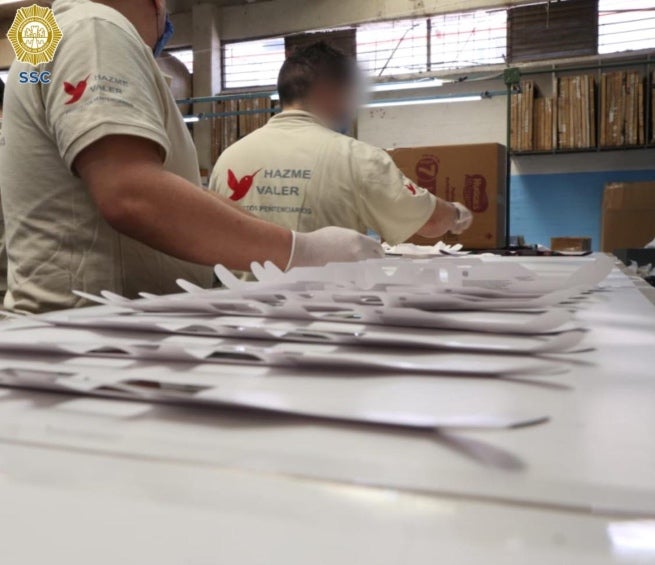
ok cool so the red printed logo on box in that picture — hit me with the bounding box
[464,174,489,213]
[415,155,439,195]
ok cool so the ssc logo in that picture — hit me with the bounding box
[18,70,51,84]
[7,4,63,66]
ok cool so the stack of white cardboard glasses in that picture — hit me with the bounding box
[0,255,614,433]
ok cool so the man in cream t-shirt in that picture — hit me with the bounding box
[210,42,473,244]
[0,78,6,303]
[0,1,382,313]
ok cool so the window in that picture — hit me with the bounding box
[430,9,507,70]
[599,0,655,54]
[220,2,655,91]
[223,11,506,89]
[168,48,194,74]
[223,37,286,89]
[357,19,428,77]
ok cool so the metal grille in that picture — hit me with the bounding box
[599,0,655,54]
[508,0,598,63]
[357,19,428,77]
[430,9,507,71]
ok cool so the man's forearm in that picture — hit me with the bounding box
[415,197,458,238]
[100,166,292,271]
[206,188,258,218]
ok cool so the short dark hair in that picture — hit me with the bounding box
[277,41,356,107]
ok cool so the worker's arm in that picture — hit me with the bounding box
[414,198,472,239]
[205,189,258,217]
[75,135,293,271]
[75,135,382,270]
[353,142,473,244]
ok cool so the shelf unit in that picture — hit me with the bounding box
[506,57,655,156]
[503,56,655,245]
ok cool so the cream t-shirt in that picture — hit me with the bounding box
[0,0,212,313]
[209,111,437,245]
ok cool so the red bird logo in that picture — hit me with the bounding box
[63,75,90,105]
[405,182,417,195]
[227,168,261,201]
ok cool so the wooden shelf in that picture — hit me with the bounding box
[511,144,655,156]
[508,60,654,155]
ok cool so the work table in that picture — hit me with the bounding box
[0,257,653,564]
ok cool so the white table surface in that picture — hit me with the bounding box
[0,257,654,563]
[1,440,653,564]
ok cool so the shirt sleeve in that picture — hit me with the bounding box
[351,141,437,245]
[208,153,228,194]
[43,17,170,172]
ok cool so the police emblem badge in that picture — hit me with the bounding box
[7,4,63,66]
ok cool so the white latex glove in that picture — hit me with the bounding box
[451,202,473,235]
[287,227,384,270]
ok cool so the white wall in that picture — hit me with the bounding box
[358,97,507,149]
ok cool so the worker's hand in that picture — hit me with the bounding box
[451,202,473,235]
[287,227,384,269]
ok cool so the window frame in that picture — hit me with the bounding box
[218,2,655,93]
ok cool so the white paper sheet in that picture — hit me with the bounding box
[37,312,587,354]
[74,290,577,334]
[0,326,567,376]
[0,356,550,431]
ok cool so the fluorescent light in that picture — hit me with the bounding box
[608,521,655,556]
[269,79,448,102]
[183,116,200,123]
[365,95,482,109]
[370,79,446,92]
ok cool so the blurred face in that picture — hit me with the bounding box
[310,79,358,132]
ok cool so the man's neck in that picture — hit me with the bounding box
[282,102,311,113]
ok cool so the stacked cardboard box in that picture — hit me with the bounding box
[510,80,535,152]
[600,71,645,147]
[388,143,507,249]
[557,75,596,150]
[533,97,556,151]
[238,97,273,140]
[550,237,592,253]
[602,182,655,252]
[222,99,239,150]
[652,71,655,144]
[212,96,274,162]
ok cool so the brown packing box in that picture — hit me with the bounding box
[388,143,507,249]
[551,237,592,253]
[602,182,655,252]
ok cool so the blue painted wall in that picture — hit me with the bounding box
[510,169,655,250]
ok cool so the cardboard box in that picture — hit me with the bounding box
[602,182,655,252]
[551,237,592,252]
[388,143,507,249]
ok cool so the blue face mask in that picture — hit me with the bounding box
[153,13,175,57]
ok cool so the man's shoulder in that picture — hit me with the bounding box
[219,126,270,160]
[333,134,391,163]
[55,1,142,43]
